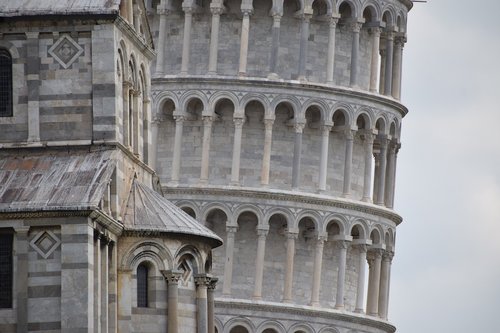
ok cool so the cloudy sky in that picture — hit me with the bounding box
[390,0,500,332]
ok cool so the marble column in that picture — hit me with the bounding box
[208,5,224,74]
[222,226,238,296]
[195,274,211,333]
[155,7,169,75]
[238,9,253,76]
[200,115,214,185]
[378,251,394,320]
[207,278,218,333]
[366,249,383,316]
[269,13,282,77]
[94,234,102,333]
[372,149,380,204]
[298,13,312,81]
[283,231,298,303]
[122,81,132,147]
[383,31,395,96]
[292,122,306,190]
[349,22,363,87]
[180,6,194,75]
[334,240,350,309]
[150,116,160,171]
[361,133,374,202]
[342,130,355,198]
[253,228,269,300]
[378,45,386,94]
[108,242,118,333]
[164,270,182,333]
[392,35,406,100]
[326,17,339,84]
[354,244,368,313]
[171,115,185,185]
[230,116,245,185]
[310,235,326,307]
[389,144,400,208]
[26,32,40,143]
[260,118,274,186]
[385,141,397,208]
[369,27,381,93]
[101,237,109,333]
[375,137,388,206]
[318,124,332,192]
[14,226,29,333]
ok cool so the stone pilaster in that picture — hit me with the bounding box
[366,248,383,316]
[200,115,214,185]
[342,130,355,198]
[207,278,218,333]
[230,116,245,185]
[326,17,339,84]
[14,226,29,333]
[252,228,268,300]
[361,132,374,202]
[283,230,298,303]
[354,244,368,313]
[310,234,327,307]
[292,121,305,190]
[238,8,253,76]
[383,31,395,96]
[195,274,211,333]
[260,118,274,186]
[180,6,194,75]
[334,240,350,309]
[155,7,170,75]
[318,124,332,192]
[171,115,185,185]
[349,22,363,87]
[26,32,40,142]
[163,270,183,333]
[208,5,224,74]
[369,27,382,93]
[222,226,238,296]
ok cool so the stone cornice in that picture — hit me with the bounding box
[162,186,403,225]
[152,76,408,117]
[215,299,396,333]
[114,15,156,60]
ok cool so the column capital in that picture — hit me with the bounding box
[208,277,218,290]
[367,248,384,261]
[369,26,382,36]
[264,118,275,128]
[294,121,306,133]
[157,6,170,15]
[321,124,333,134]
[317,234,328,243]
[344,129,355,140]
[194,274,212,287]
[384,30,395,40]
[202,115,215,125]
[334,239,351,250]
[241,8,253,16]
[361,131,375,144]
[256,228,269,237]
[226,225,238,234]
[329,16,339,28]
[382,250,395,262]
[210,5,224,15]
[395,34,407,47]
[13,226,30,234]
[233,117,245,128]
[182,6,196,14]
[173,114,186,123]
[353,243,368,253]
[162,270,183,284]
[272,13,282,23]
[286,231,299,239]
[349,21,364,33]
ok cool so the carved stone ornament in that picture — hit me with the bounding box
[30,230,61,259]
[48,34,84,69]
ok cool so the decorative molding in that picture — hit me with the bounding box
[48,35,83,69]
[30,230,61,259]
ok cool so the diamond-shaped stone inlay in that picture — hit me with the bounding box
[178,259,193,287]
[30,231,61,259]
[48,35,84,69]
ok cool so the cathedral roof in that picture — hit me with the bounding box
[0,149,116,213]
[122,179,223,247]
[0,0,121,17]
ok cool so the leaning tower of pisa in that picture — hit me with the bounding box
[148,0,412,332]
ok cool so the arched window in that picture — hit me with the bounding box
[0,49,13,117]
[137,263,149,307]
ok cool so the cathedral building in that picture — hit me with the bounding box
[0,0,413,332]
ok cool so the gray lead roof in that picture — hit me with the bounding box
[123,179,223,248]
[0,0,121,17]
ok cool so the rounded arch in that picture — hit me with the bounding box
[323,215,348,236]
[0,41,20,59]
[294,210,322,230]
[233,204,263,227]
[369,225,384,245]
[239,93,270,116]
[128,52,139,86]
[355,106,375,129]
[120,240,173,272]
[263,208,294,230]
[361,1,381,22]
[374,115,388,135]
[302,99,330,124]
[202,203,233,225]
[331,102,354,126]
[154,91,180,113]
[224,317,255,333]
[349,219,369,240]
[287,322,315,333]
[337,0,359,20]
[208,91,239,114]
[175,201,200,219]
[385,228,395,249]
[312,0,332,17]
[271,95,302,120]
[355,111,372,131]
[139,62,149,96]
[381,5,397,27]
[318,327,340,333]
[174,244,204,274]
[179,90,209,113]
[257,320,286,333]
[118,39,129,78]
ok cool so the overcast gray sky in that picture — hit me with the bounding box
[390,1,500,332]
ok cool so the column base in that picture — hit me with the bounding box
[167,180,179,187]
[252,296,262,301]
[354,308,365,314]
[229,181,240,187]
[267,72,280,80]
[334,304,344,310]
[341,192,351,199]
[361,196,372,203]
[238,72,247,78]
[207,71,217,76]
